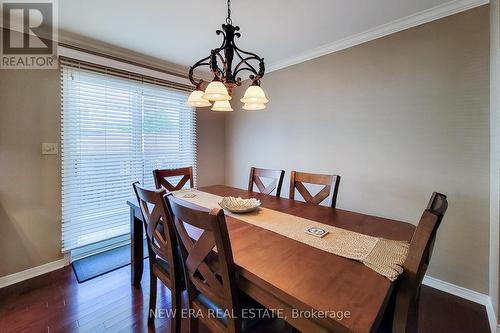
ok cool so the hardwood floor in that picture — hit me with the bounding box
[0,260,491,333]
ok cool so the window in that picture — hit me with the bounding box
[60,62,196,252]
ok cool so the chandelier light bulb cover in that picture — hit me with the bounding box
[211,100,234,112]
[187,0,268,111]
[202,80,231,101]
[240,84,269,104]
[242,103,266,111]
[187,90,212,107]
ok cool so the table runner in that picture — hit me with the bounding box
[173,189,410,281]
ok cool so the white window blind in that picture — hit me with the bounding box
[61,63,196,252]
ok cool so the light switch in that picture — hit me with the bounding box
[42,143,58,155]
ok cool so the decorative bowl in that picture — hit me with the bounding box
[218,197,261,214]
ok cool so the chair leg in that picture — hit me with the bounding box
[171,288,182,333]
[148,273,158,325]
[189,309,199,333]
[407,302,419,333]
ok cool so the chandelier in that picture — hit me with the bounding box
[186,0,269,111]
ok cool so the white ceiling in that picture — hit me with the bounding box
[58,0,487,75]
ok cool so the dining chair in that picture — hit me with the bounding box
[248,167,285,197]
[289,171,341,208]
[167,195,265,333]
[132,182,184,333]
[382,192,448,333]
[153,167,194,191]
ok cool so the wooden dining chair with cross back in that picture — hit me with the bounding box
[132,182,184,333]
[289,170,341,208]
[153,167,194,191]
[166,194,267,333]
[380,192,448,333]
[248,167,285,197]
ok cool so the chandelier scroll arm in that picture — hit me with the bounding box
[232,50,265,83]
[233,56,259,77]
[231,40,261,58]
[213,50,228,78]
[188,55,212,88]
[206,49,227,80]
[215,28,227,49]
[233,67,258,81]
[232,41,265,81]
[233,50,260,71]
[208,49,227,80]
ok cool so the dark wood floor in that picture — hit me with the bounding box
[0,260,491,333]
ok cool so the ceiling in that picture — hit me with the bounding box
[58,0,487,75]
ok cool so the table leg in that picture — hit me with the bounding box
[130,206,143,287]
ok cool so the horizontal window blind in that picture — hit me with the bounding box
[61,60,196,251]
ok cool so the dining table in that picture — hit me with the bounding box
[126,185,416,333]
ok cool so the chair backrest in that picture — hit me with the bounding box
[132,182,180,280]
[392,192,448,333]
[167,195,240,332]
[153,167,194,191]
[289,171,341,208]
[248,167,285,197]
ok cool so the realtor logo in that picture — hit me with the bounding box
[1,0,58,69]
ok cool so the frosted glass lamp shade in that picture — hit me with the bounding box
[186,90,212,107]
[202,81,231,101]
[211,100,234,112]
[242,103,266,111]
[240,85,269,104]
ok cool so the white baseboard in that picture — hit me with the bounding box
[423,275,497,333]
[0,254,70,289]
[423,275,490,304]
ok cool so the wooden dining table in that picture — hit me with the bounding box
[127,185,415,333]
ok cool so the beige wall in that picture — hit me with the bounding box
[0,69,63,277]
[196,109,225,187]
[225,6,490,293]
[0,68,225,277]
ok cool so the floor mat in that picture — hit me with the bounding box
[72,242,148,283]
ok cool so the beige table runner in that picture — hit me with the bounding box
[173,189,410,281]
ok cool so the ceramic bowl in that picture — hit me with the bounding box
[218,196,261,214]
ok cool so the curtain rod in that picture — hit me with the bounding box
[58,42,190,80]
[59,56,194,92]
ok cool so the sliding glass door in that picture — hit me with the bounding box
[60,65,196,252]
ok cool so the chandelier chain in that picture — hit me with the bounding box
[226,0,232,25]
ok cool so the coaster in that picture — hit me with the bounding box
[305,227,329,238]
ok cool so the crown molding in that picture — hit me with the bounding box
[58,44,193,86]
[267,0,489,73]
[58,31,213,83]
[58,31,189,76]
